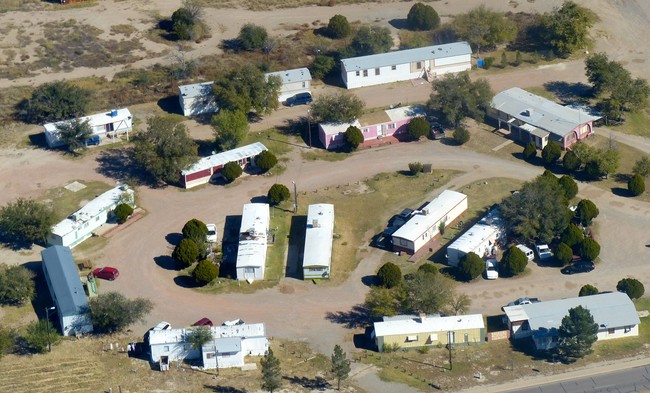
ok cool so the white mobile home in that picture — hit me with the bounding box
[235,203,270,281]
[391,190,468,255]
[265,68,312,103]
[41,246,93,336]
[178,81,219,117]
[340,42,472,89]
[44,108,133,148]
[446,208,504,267]
[302,204,334,280]
[47,184,135,249]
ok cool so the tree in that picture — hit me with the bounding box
[579,284,599,297]
[55,118,93,153]
[458,252,484,281]
[222,162,243,183]
[89,292,153,334]
[428,72,494,127]
[570,142,595,169]
[557,305,599,360]
[628,173,645,196]
[453,126,470,145]
[633,156,650,178]
[448,292,472,315]
[171,0,208,41]
[0,265,35,306]
[20,81,91,124]
[212,109,249,151]
[311,93,365,124]
[256,151,277,172]
[0,198,55,247]
[501,245,528,276]
[0,326,13,359]
[213,65,281,115]
[327,14,351,38]
[451,5,518,54]
[576,199,599,226]
[523,142,536,161]
[331,344,351,390]
[560,224,584,247]
[500,51,508,68]
[541,1,595,58]
[364,286,401,318]
[563,150,581,172]
[172,238,200,267]
[238,23,268,51]
[311,55,335,80]
[132,116,198,184]
[617,278,645,299]
[182,219,208,244]
[193,259,219,285]
[261,348,282,393]
[418,263,438,275]
[377,262,402,289]
[408,162,423,176]
[345,126,364,150]
[407,117,429,140]
[514,50,522,66]
[577,238,600,261]
[600,98,623,124]
[114,203,134,224]
[541,141,562,165]
[187,326,213,350]
[350,26,393,56]
[267,184,290,205]
[402,270,455,315]
[558,175,578,200]
[406,2,440,31]
[555,242,573,266]
[23,320,60,354]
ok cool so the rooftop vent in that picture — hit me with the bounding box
[110,109,118,117]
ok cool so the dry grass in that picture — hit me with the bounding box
[203,0,385,11]
[38,180,113,222]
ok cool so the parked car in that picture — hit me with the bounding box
[515,244,534,261]
[502,297,541,310]
[152,321,171,331]
[535,244,552,261]
[85,135,101,146]
[561,260,595,275]
[206,223,217,243]
[92,267,119,281]
[485,259,499,280]
[285,92,313,107]
[430,121,445,140]
[192,318,213,327]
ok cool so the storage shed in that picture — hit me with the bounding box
[302,204,335,280]
[44,108,133,148]
[236,203,270,281]
[178,81,219,117]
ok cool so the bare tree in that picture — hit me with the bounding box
[182,0,204,22]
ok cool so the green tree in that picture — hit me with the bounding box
[428,72,494,127]
[453,126,470,145]
[0,198,55,248]
[331,344,351,390]
[628,173,645,196]
[0,265,35,306]
[576,199,599,226]
[555,242,574,266]
[222,161,243,183]
[132,115,198,184]
[261,348,282,393]
[557,305,599,360]
[89,292,153,334]
[406,2,440,31]
[617,278,645,299]
[327,14,351,39]
[256,150,277,172]
[267,184,290,205]
[579,284,599,297]
[364,286,401,318]
[600,98,623,124]
[407,117,429,140]
[171,0,208,41]
[418,263,438,275]
[523,142,536,161]
[563,150,581,172]
[350,26,393,56]
[560,224,584,247]
[238,23,268,51]
[408,162,423,176]
[192,259,219,285]
[23,320,60,354]
[542,141,562,165]
[500,51,508,68]
[20,81,91,124]
[578,238,600,261]
[55,118,93,153]
[114,203,134,224]
[345,126,364,150]
[377,262,402,289]
[0,326,13,359]
[501,245,528,276]
[542,1,596,58]
[402,270,456,315]
[458,252,484,281]
[452,6,517,54]
[558,175,578,200]
[172,238,200,266]
[633,156,650,178]
[311,55,335,80]
[213,65,281,115]
[514,50,522,66]
[311,93,365,123]
[570,142,595,168]
[212,109,249,151]
[182,219,208,244]
[187,326,213,350]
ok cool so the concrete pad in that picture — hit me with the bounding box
[64,181,87,192]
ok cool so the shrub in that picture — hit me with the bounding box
[182,219,208,243]
[628,173,645,196]
[501,245,527,276]
[345,126,364,150]
[377,262,402,289]
[408,162,423,176]
[483,57,495,69]
[0,265,35,306]
[407,117,430,140]
[558,175,578,200]
[222,161,243,182]
[579,284,599,297]
[327,14,351,38]
[523,142,536,161]
[311,55,335,80]
[238,23,268,51]
[114,203,134,224]
[576,199,599,226]
[256,150,278,172]
[514,50,522,66]
[267,184,290,205]
[417,263,438,275]
[617,278,645,299]
[89,292,153,334]
[172,238,200,267]
[406,2,440,31]
[458,252,484,281]
[22,320,60,354]
[453,126,470,145]
[632,156,650,177]
[563,150,581,172]
[555,242,574,266]
[0,198,55,247]
[561,224,584,247]
[192,259,219,285]
[578,238,600,261]
[542,141,562,165]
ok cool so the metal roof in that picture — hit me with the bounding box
[447,208,503,254]
[392,190,467,242]
[385,105,426,122]
[181,142,268,176]
[41,246,89,318]
[374,314,484,337]
[491,87,601,137]
[319,119,362,137]
[302,204,334,269]
[43,108,132,132]
[265,67,312,84]
[204,336,241,353]
[236,204,269,269]
[341,41,471,72]
[178,81,214,99]
[149,322,266,345]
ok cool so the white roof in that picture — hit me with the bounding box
[491,87,601,137]
[319,119,362,137]
[51,185,133,237]
[236,204,269,269]
[392,190,467,242]
[319,105,425,137]
[385,105,426,122]
[341,41,471,72]
[181,143,268,176]
[374,314,484,337]
[265,67,312,84]
[303,204,335,268]
[44,108,132,132]
[178,81,214,99]
[149,322,266,346]
[447,209,503,254]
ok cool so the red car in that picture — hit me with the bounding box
[193,318,213,327]
[93,267,120,281]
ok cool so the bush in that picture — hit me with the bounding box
[267,184,290,205]
[345,126,364,150]
[172,238,200,267]
[406,2,440,31]
[523,142,536,161]
[576,199,599,226]
[578,238,600,261]
[222,161,243,182]
[617,278,645,299]
[542,141,562,165]
[579,284,599,297]
[453,127,470,145]
[377,262,402,289]
[555,242,573,266]
[558,175,578,200]
[114,203,134,224]
[90,292,153,334]
[633,156,650,178]
[256,150,278,172]
[458,252,484,281]
[628,173,645,196]
[350,26,393,56]
[417,263,438,275]
[22,320,59,354]
[193,260,219,285]
[563,150,581,172]
[182,219,208,243]
[408,162,423,176]
[501,246,527,276]
[514,50,522,66]
[407,117,429,140]
[0,326,13,359]
[0,265,35,306]
[311,55,335,80]
[327,14,351,38]
[561,224,584,247]
[483,57,495,69]
[238,23,268,51]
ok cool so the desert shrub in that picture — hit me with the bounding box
[172,238,199,266]
[407,117,430,140]
[267,184,290,205]
[458,252,484,281]
[628,173,645,196]
[453,126,470,145]
[523,142,536,161]
[377,262,401,289]
[577,238,600,261]
[579,284,599,297]
[193,259,219,285]
[408,162,423,176]
[555,242,573,266]
[559,175,578,200]
[501,245,527,276]
[256,150,277,172]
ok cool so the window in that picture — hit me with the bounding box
[625,326,632,333]
[302,81,306,88]
[244,267,255,274]
[355,71,360,76]
[363,70,368,77]
[608,328,616,334]
[391,65,396,70]
[206,352,215,359]
[416,62,422,69]
[429,334,438,341]
[406,335,418,342]
[363,128,369,133]
[388,123,396,129]
[163,346,170,352]
[375,68,380,75]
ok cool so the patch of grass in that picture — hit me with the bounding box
[243,128,293,157]
[301,149,350,162]
[110,24,137,36]
[0,303,34,328]
[525,86,558,101]
[611,109,650,138]
[38,180,113,222]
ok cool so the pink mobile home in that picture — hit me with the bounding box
[318,105,426,150]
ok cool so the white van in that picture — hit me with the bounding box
[515,244,534,261]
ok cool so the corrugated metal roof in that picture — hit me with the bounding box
[302,204,334,269]
[265,67,312,84]
[41,246,89,318]
[236,204,269,269]
[178,81,214,99]
[341,42,471,72]
[181,142,268,176]
[43,108,132,132]
[374,314,484,337]
[149,322,266,345]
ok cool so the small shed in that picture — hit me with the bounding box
[178,81,219,117]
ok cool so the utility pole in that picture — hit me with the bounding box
[46,306,56,352]
[307,109,312,149]
[447,331,453,371]
[292,181,298,213]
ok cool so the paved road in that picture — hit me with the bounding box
[515,365,650,393]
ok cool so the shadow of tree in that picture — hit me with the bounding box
[388,18,408,30]
[325,304,372,329]
[154,255,182,271]
[204,385,248,393]
[612,187,632,197]
[174,275,200,288]
[283,376,331,391]
[165,233,184,246]
[157,95,182,115]
[543,81,592,103]
[95,148,160,187]
[361,275,378,287]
